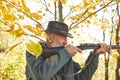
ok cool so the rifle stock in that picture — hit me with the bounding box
[43,43,120,58]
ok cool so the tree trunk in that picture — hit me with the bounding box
[116,58,120,80]
[104,53,109,80]
[115,20,120,80]
[54,2,57,20]
[115,3,120,80]
[103,31,109,80]
[58,1,63,22]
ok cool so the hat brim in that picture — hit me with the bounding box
[67,33,73,38]
[45,29,73,38]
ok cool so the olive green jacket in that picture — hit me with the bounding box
[26,49,99,80]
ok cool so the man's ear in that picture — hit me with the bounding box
[63,37,67,45]
[47,34,53,43]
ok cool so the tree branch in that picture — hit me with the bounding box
[69,8,89,29]
[40,0,54,15]
[63,9,72,20]
[24,33,46,42]
[0,19,9,26]
[69,0,114,30]
[4,0,45,30]
[3,41,23,56]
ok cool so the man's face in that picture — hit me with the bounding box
[46,33,67,47]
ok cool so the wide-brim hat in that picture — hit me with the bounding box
[46,21,73,38]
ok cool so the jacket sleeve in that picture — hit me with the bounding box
[26,48,71,80]
[76,52,99,80]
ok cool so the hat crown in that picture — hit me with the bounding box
[47,21,68,36]
[46,21,73,38]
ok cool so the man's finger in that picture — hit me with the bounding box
[76,48,82,53]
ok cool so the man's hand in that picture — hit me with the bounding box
[65,44,82,57]
[65,43,111,57]
[93,43,111,55]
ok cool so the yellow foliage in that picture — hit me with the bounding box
[3,13,16,22]
[52,0,67,4]
[21,0,30,12]
[10,28,24,37]
[6,22,20,30]
[24,24,43,36]
[0,9,2,16]
[36,24,42,29]
[17,14,24,19]
[60,0,67,4]
[24,25,35,32]
[111,50,120,59]
[48,3,51,7]
[24,12,32,18]
[0,0,45,59]
[26,40,42,57]
[0,0,2,4]
[76,34,80,36]
[83,0,91,7]
[43,32,48,39]
[0,1,17,22]
[5,22,24,37]
[32,13,42,20]
[5,24,15,32]
[34,30,42,36]
[35,24,42,36]
[119,68,120,75]
[116,0,120,3]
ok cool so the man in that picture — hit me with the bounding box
[26,21,111,80]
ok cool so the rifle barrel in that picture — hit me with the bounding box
[43,43,120,57]
[78,44,120,50]
[78,44,99,50]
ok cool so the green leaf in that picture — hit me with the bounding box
[112,9,115,12]
[26,40,42,57]
[87,20,91,24]
[24,12,32,18]
[84,0,90,7]
[18,8,23,12]
[103,8,108,12]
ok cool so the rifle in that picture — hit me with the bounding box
[43,43,120,58]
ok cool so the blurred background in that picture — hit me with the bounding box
[0,0,120,80]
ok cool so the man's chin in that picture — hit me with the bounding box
[51,45,60,47]
[47,43,64,48]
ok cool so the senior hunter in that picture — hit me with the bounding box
[26,21,111,80]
